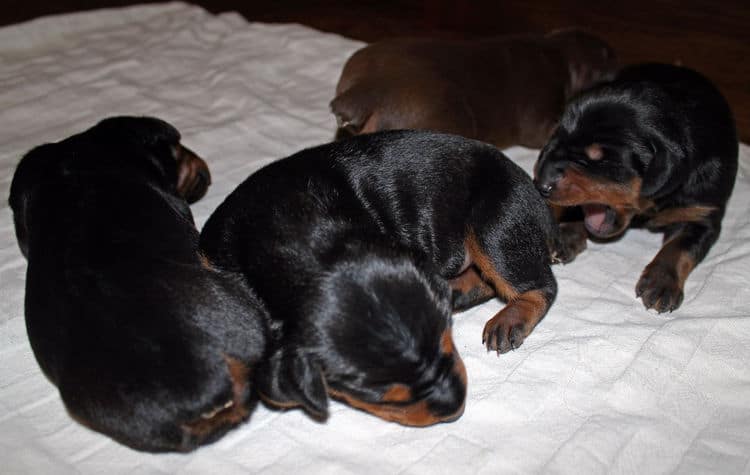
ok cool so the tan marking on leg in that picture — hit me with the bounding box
[645,205,717,228]
[654,235,697,287]
[675,252,696,288]
[465,231,519,301]
[464,231,550,352]
[482,289,549,354]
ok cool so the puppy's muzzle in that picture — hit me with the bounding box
[534,161,566,198]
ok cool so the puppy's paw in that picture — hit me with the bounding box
[482,314,527,354]
[550,221,588,264]
[636,263,684,313]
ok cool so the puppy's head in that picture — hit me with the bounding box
[87,116,211,203]
[9,117,210,257]
[10,116,210,210]
[545,29,618,97]
[534,94,676,239]
[256,248,466,426]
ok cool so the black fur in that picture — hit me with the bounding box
[535,63,738,312]
[8,117,267,452]
[200,130,559,423]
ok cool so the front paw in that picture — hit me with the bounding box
[482,314,527,354]
[636,263,684,313]
[550,221,588,264]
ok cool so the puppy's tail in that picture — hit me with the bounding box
[330,82,379,138]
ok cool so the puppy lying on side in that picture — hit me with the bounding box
[8,117,267,452]
[200,130,562,424]
[534,63,738,312]
[331,29,617,149]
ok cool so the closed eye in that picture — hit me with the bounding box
[569,153,590,166]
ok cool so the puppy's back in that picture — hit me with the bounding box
[10,120,266,452]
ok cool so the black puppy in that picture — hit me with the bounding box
[200,130,560,424]
[534,63,738,312]
[8,117,267,452]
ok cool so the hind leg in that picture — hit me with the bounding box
[330,77,476,138]
[465,229,557,354]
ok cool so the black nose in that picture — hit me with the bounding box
[425,364,466,421]
[534,161,565,198]
[536,181,554,197]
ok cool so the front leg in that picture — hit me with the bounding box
[548,204,587,264]
[636,221,720,312]
[550,221,588,264]
[466,230,557,354]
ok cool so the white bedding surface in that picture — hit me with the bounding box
[1,3,749,473]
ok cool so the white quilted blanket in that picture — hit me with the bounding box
[1,3,749,473]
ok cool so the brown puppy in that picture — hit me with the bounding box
[331,29,617,149]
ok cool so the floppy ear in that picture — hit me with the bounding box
[640,138,681,198]
[256,348,329,420]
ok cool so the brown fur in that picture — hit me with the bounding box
[331,29,617,149]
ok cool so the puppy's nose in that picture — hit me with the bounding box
[425,359,467,422]
[536,181,554,197]
[534,163,565,198]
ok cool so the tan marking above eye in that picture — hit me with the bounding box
[585,143,604,160]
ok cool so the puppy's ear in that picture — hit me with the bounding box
[9,143,61,259]
[640,139,679,197]
[256,348,329,420]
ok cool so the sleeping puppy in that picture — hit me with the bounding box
[534,63,738,312]
[8,117,267,452]
[330,29,617,149]
[200,130,561,423]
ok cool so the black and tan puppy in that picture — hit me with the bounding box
[200,130,561,424]
[8,117,267,452]
[534,63,738,312]
[331,29,617,148]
